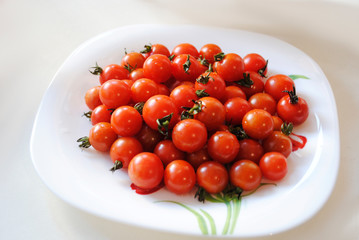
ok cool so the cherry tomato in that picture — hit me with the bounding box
[264,74,295,101]
[186,146,212,170]
[135,124,163,152]
[236,139,264,164]
[242,109,274,139]
[230,160,262,191]
[248,92,276,115]
[129,68,145,81]
[121,52,146,70]
[237,71,264,98]
[91,104,112,125]
[272,115,284,131]
[164,160,196,194]
[207,131,240,164]
[85,86,102,110]
[170,84,198,112]
[90,63,129,85]
[143,54,172,83]
[213,53,244,82]
[131,78,159,103]
[171,43,199,58]
[243,53,268,77]
[195,72,226,100]
[99,79,131,109]
[221,85,246,103]
[262,131,292,157]
[199,43,222,64]
[128,152,164,189]
[276,87,309,125]
[224,97,252,125]
[142,95,179,131]
[141,43,171,58]
[172,119,207,153]
[88,122,118,152]
[171,54,201,82]
[110,137,143,168]
[259,152,288,181]
[196,161,228,194]
[154,140,186,166]
[111,106,143,137]
[194,97,225,131]
[157,83,170,96]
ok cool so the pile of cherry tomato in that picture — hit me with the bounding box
[78,42,309,199]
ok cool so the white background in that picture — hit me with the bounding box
[1,0,358,239]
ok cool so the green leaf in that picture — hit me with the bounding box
[200,209,217,235]
[288,74,310,80]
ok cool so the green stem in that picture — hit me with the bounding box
[200,209,217,235]
[222,201,232,235]
[229,197,242,234]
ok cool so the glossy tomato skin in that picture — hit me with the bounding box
[242,109,274,140]
[237,71,264,98]
[259,152,288,181]
[128,152,164,189]
[171,43,199,58]
[186,146,212,170]
[111,106,142,137]
[99,64,129,85]
[164,160,196,194]
[172,119,208,153]
[196,161,229,194]
[154,140,186,166]
[195,72,226,100]
[213,53,245,82]
[110,137,143,168]
[262,131,292,157]
[222,86,246,103]
[224,97,252,125]
[143,54,172,83]
[264,74,295,101]
[199,43,222,64]
[142,43,171,58]
[135,124,163,152]
[129,68,145,81]
[243,53,267,76]
[277,95,309,125]
[194,97,225,131]
[207,131,240,164]
[272,115,284,131]
[91,104,112,125]
[85,86,102,110]
[170,84,198,113]
[121,52,146,69]
[230,160,262,191]
[99,79,131,109]
[130,78,159,103]
[89,122,118,152]
[248,93,276,115]
[142,95,179,130]
[171,54,201,82]
[236,139,264,164]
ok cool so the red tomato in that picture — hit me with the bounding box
[170,84,198,112]
[262,131,292,157]
[154,140,186,166]
[99,80,131,109]
[194,97,226,131]
[110,137,143,168]
[259,152,288,181]
[264,74,295,101]
[91,104,112,125]
[224,97,252,125]
[248,92,276,115]
[276,87,309,125]
[171,43,199,58]
[142,95,179,131]
[242,109,274,139]
[90,63,129,85]
[85,86,102,110]
[164,160,196,194]
[111,106,143,137]
[135,124,164,152]
[199,43,222,64]
[230,160,262,191]
[213,53,245,82]
[141,43,171,58]
[129,68,145,81]
[207,131,240,164]
[236,139,264,164]
[194,72,226,100]
[128,152,164,189]
[157,83,170,96]
[172,119,208,153]
[272,115,284,131]
[88,122,118,152]
[121,52,146,70]
[237,71,264,98]
[222,85,246,103]
[171,54,201,82]
[243,53,268,77]
[196,161,228,194]
[143,54,172,83]
[131,78,159,103]
[186,147,212,170]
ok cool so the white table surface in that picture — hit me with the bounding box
[1,0,358,239]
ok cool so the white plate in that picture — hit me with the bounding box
[30,24,340,237]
